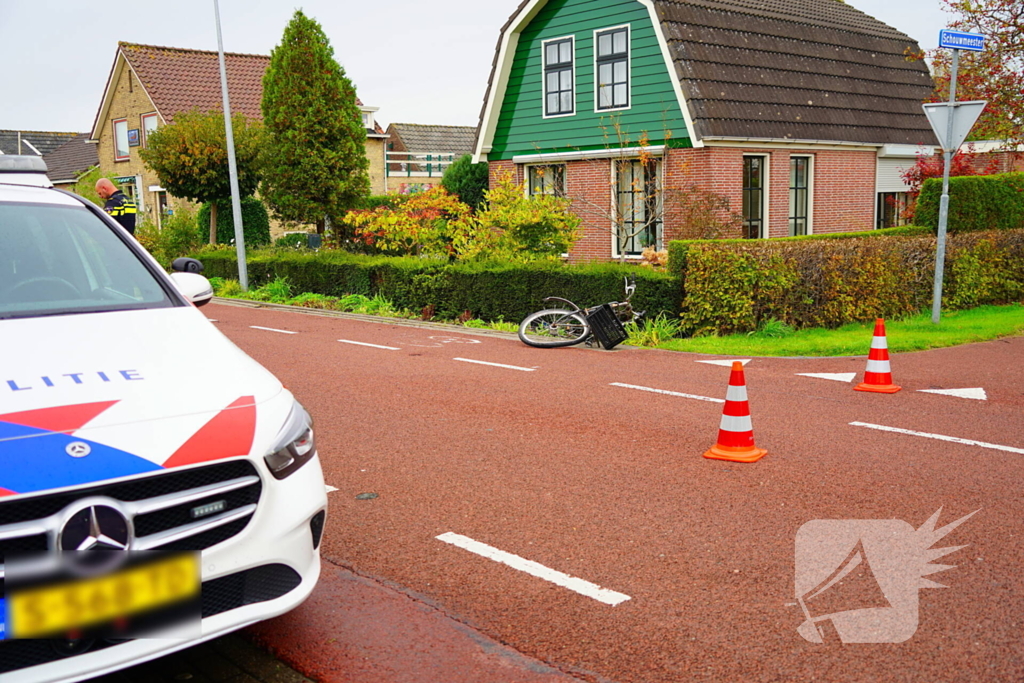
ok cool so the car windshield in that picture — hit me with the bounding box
[0,201,174,320]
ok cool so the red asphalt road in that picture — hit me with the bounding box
[208,301,1024,683]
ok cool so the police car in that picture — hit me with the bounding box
[0,157,327,681]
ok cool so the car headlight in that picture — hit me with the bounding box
[264,401,316,480]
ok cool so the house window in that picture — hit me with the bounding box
[789,156,811,236]
[596,27,629,110]
[141,113,159,147]
[527,165,565,197]
[742,155,766,239]
[877,192,909,229]
[615,158,661,256]
[543,37,574,117]
[113,118,129,161]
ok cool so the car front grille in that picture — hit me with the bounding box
[0,459,263,577]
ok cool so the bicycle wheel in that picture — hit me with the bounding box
[518,309,590,348]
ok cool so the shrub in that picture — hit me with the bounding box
[476,173,580,260]
[197,196,272,247]
[190,247,680,323]
[915,172,1024,233]
[673,230,1024,335]
[441,154,490,210]
[274,232,310,248]
[135,206,205,269]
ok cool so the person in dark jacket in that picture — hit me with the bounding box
[96,178,138,235]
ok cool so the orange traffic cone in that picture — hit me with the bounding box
[854,318,901,394]
[704,361,767,463]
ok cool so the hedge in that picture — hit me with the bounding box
[670,230,1024,335]
[192,248,680,322]
[198,196,272,247]
[916,172,1024,233]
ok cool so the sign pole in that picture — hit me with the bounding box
[931,48,959,324]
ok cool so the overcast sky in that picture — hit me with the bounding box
[0,0,956,134]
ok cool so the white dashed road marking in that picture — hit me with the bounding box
[338,339,400,350]
[453,358,535,372]
[610,383,723,404]
[696,359,751,367]
[918,387,988,401]
[850,422,1024,455]
[797,372,857,383]
[436,532,631,606]
[250,326,297,335]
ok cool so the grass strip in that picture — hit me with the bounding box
[657,304,1024,357]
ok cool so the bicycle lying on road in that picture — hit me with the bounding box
[518,277,644,349]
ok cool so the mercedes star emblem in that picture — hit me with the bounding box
[66,441,92,458]
[61,504,131,552]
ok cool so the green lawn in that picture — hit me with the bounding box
[656,304,1024,357]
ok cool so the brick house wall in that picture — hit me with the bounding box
[96,66,175,227]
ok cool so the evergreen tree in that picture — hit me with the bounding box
[261,10,370,233]
[441,154,490,210]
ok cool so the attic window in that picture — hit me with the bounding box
[596,27,629,110]
[113,118,130,162]
[543,37,574,117]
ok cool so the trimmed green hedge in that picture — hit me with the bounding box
[916,172,1024,233]
[198,196,272,247]
[194,248,680,321]
[670,230,1024,335]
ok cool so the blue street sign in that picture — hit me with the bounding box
[939,30,985,51]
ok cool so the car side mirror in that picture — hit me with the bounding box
[169,272,214,307]
[171,257,204,274]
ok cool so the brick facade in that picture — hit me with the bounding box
[491,144,880,261]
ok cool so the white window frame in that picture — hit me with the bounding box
[611,156,663,259]
[113,118,130,162]
[788,154,814,236]
[742,154,769,239]
[541,35,576,119]
[141,112,159,148]
[593,24,631,113]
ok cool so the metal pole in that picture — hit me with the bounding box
[931,48,959,324]
[213,0,249,291]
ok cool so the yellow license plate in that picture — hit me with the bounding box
[8,553,199,639]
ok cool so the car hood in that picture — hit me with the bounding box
[0,307,285,497]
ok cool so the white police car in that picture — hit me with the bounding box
[0,156,327,681]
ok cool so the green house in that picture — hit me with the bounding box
[474,0,938,261]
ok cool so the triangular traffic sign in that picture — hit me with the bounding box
[923,101,987,151]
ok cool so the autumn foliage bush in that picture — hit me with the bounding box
[670,230,1024,335]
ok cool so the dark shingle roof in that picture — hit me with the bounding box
[477,0,938,148]
[387,123,477,154]
[656,0,938,144]
[0,130,80,156]
[42,133,98,183]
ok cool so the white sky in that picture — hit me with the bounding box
[0,0,955,134]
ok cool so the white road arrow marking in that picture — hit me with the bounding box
[796,372,857,383]
[325,485,339,493]
[918,387,988,401]
[696,359,751,367]
[436,532,631,606]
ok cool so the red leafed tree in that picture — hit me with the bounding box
[928,0,1024,146]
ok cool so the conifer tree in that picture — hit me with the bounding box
[261,10,370,232]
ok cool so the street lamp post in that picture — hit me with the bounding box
[213,0,249,291]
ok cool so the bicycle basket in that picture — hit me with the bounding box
[586,304,629,350]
